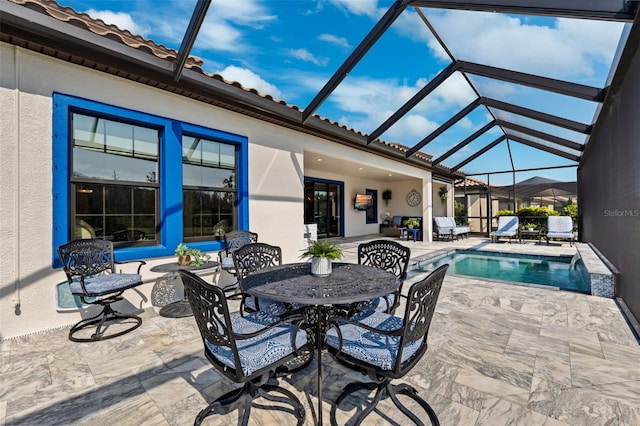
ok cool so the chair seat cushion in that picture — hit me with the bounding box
[452,226,470,234]
[244,296,290,316]
[326,310,423,371]
[547,232,574,239]
[221,256,235,270]
[69,273,142,297]
[206,311,307,376]
[357,293,395,313]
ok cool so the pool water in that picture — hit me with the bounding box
[420,250,589,293]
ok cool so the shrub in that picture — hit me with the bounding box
[563,203,578,222]
[496,209,514,217]
[515,206,558,230]
[454,201,467,225]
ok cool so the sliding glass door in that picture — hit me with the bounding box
[304,178,343,238]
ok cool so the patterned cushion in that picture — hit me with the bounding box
[206,311,307,376]
[326,310,423,371]
[244,296,289,316]
[69,273,142,296]
[221,256,235,270]
[357,293,395,313]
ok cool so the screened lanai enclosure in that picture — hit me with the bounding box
[2,0,639,335]
[145,0,638,180]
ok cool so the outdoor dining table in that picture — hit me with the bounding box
[240,262,399,425]
[150,260,220,317]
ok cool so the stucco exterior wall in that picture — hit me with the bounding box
[578,35,640,324]
[0,44,435,339]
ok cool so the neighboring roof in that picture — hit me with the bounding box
[497,177,577,199]
[454,176,492,189]
[0,0,445,176]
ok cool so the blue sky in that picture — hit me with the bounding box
[58,0,626,186]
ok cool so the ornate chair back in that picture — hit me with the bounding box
[357,240,411,312]
[223,230,258,255]
[358,239,410,282]
[232,243,282,281]
[218,230,259,294]
[58,239,116,284]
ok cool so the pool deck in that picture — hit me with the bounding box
[1,236,639,425]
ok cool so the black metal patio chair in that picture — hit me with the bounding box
[232,242,289,316]
[326,264,449,426]
[179,270,308,426]
[218,230,258,295]
[57,239,146,342]
[355,239,411,314]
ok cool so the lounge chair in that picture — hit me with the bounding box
[490,216,519,243]
[433,217,469,240]
[546,216,575,246]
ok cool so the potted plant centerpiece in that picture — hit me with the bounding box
[175,243,211,266]
[300,239,343,277]
[403,218,420,229]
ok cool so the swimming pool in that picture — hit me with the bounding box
[419,250,589,293]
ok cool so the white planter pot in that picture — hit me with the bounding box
[311,257,332,277]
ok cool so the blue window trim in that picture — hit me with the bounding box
[52,93,248,267]
[304,176,344,237]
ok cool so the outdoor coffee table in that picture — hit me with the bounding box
[150,260,220,317]
[240,262,398,425]
[519,228,541,243]
[401,227,421,242]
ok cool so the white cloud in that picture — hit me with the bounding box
[318,33,351,50]
[423,10,624,81]
[323,73,477,141]
[328,0,382,18]
[384,113,440,141]
[471,78,519,100]
[210,0,276,27]
[196,21,244,52]
[215,65,282,99]
[192,0,275,53]
[287,49,329,67]
[86,9,148,36]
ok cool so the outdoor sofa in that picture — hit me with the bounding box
[433,217,470,240]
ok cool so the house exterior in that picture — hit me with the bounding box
[0,0,459,338]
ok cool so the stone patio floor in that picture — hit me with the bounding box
[1,236,639,425]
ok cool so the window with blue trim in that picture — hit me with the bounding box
[53,93,249,265]
[72,113,160,246]
[182,135,236,241]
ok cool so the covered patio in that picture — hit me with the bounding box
[2,237,639,425]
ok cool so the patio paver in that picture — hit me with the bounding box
[1,237,638,425]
